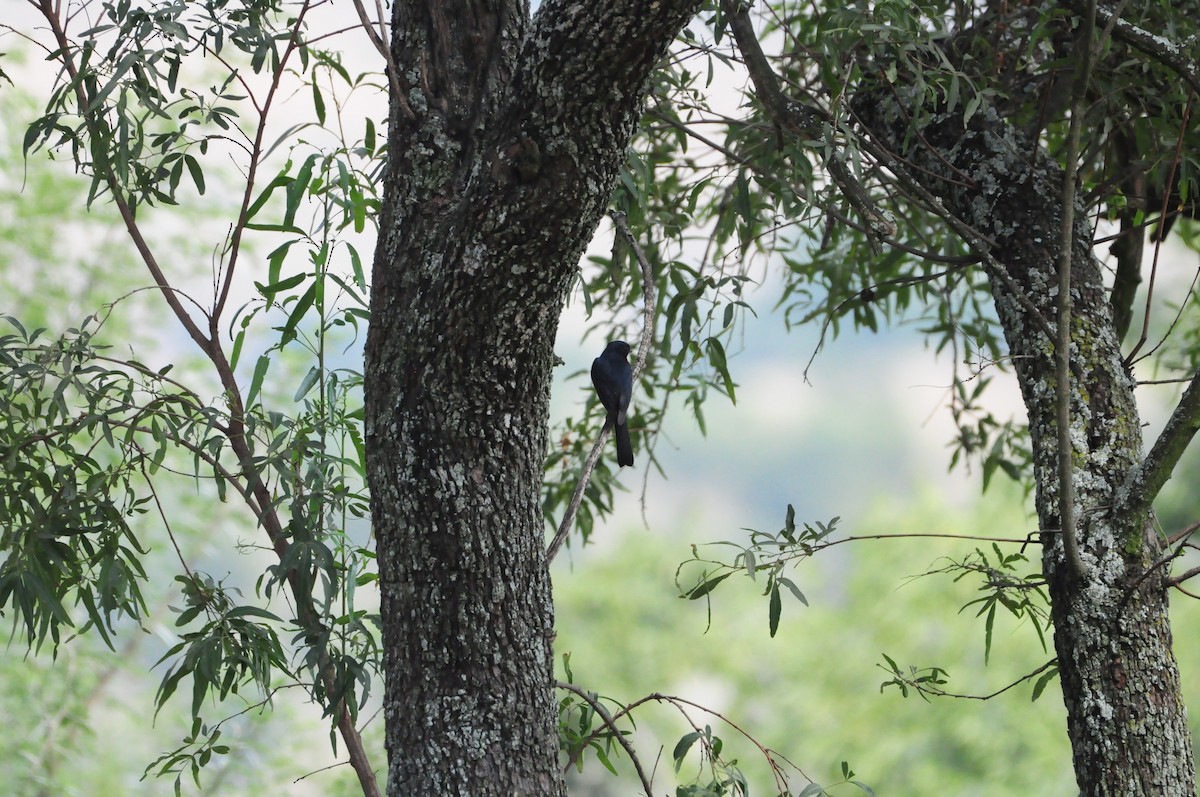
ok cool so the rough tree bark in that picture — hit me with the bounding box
[363,1,701,793]
[857,85,1196,795]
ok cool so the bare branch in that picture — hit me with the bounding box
[883,658,1058,701]
[349,0,412,120]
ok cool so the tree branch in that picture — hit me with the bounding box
[37,0,213,357]
[1052,0,1097,582]
[555,681,655,796]
[212,0,313,328]
[1070,1,1200,95]
[883,658,1058,701]
[1121,367,1200,521]
[719,0,896,247]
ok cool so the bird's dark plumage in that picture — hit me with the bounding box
[591,340,634,467]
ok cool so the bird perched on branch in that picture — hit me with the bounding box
[590,340,634,467]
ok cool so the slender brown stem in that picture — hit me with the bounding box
[885,658,1058,701]
[33,6,380,793]
[211,0,314,328]
[37,0,213,357]
[556,681,654,796]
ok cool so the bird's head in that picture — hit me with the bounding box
[606,340,631,359]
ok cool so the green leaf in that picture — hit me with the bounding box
[768,583,782,637]
[294,365,321,401]
[224,605,284,623]
[779,576,808,606]
[672,731,701,771]
[284,154,319,228]
[312,80,325,125]
[1031,665,1058,702]
[281,282,317,340]
[184,154,205,195]
[705,337,736,403]
[244,171,293,222]
[246,355,270,409]
[255,272,306,300]
[685,572,731,600]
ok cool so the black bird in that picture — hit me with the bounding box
[590,340,634,467]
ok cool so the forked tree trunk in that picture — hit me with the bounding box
[858,95,1196,793]
[363,1,701,793]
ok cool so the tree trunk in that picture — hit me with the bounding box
[857,94,1196,793]
[363,1,701,793]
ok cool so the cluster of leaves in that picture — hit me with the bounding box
[944,544,1050,664]
[0,314,180,651]
[23,0,301,209]
[144,715,235,797]
[672,724,749,797]
[677,506,833,638]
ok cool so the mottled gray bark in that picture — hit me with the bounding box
[363,1,701,794]
[857,92,1195,794]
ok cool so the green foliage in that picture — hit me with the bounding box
[143,716,234,797]
[677,508,833,637]
[950,544,1049,664]
[0,314,159,651]
[153,574,288,719]
[5,1,388,790]
[678,501,1055,709]
[7,0,1200,793]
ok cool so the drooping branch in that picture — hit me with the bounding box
[556,681,655,796]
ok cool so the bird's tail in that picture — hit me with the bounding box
[615,421,634,467]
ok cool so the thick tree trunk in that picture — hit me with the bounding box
[857,95,1196,793]
[363,1,701,794]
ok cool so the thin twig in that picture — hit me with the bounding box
[719,0,896,246]
[885,658,1058,701]
[349,0,413,120]
[556,681,655,796]
[212,0,314,327]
